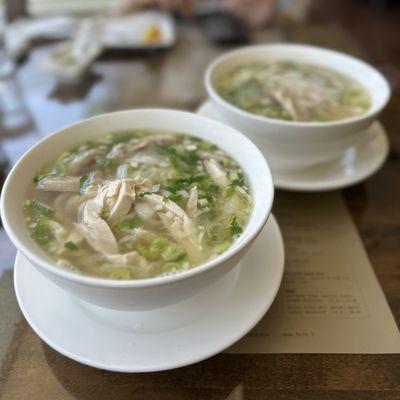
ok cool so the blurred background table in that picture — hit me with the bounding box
[0,0,399,399]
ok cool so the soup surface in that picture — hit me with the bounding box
[216,61,371,122]
[24,130,252,280]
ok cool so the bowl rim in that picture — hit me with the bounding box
[1,108,273,289]
[205,43,391,129]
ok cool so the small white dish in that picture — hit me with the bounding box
[99,12,175,49]
[14,215,284,372]
[197,100,389,192]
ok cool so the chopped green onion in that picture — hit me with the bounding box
[101,205,110,219]
[162,244,186,261]
[229,215,243,237]
[31,201,54,218]
[96,158,118,170]
[228,171,239,181]
[32,220,49,246]
[109,268,131,280]
[64,241,78,250]
[198,198,209,207]
[149,236,170,260]
[217,240,232,254]
[115,216,140,232]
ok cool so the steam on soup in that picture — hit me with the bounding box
[24,131,252,280]
[216,61,371,122]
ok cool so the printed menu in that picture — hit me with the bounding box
[228,192,400,353]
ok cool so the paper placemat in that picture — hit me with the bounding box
[228,192,400,353]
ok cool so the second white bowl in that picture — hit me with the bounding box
[205,44,390,170]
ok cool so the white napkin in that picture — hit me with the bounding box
[7,16,78,59]
[42,19,102,83]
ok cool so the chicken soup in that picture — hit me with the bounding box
[216,61,371,122]
[24,130,252,280]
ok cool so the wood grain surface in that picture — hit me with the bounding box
[0,0,399,398]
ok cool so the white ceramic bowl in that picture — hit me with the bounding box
[1,109,273,311]
[205,44,391,171]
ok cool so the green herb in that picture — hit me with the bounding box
[109,268,132,280]
[169,155,180,169]
[101,205,110,219]
[160,144,199,166]
[229,215,243,237]
[161,262,181,274]
[115,216,140,232]
[204,233,218,243]
[217,240,232,254]
[161,261,189,274]
[225,185,236,198]
[134,243,149,259]
[226,172,245,198]
[31,201,54,218]
[96,158,118,170]
[79,174,91,193]
[198,198,209,207]
[162,244,186,262]
[149,236,170,260]
[202,207,216,220]
[167,193,184,207]
[189,136,217,151]
[31,219,49,246]
[180,151,199,166]
[159,145,177,155]
[64,241,78,250]
[139,191,152,198]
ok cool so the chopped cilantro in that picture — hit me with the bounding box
[96,158,118,170]
[167,193,184,206]
[226,173,245,198]
[64,241,78,250]
[204,233,218,243]
[115,216,140,231]
[217,240,232,254]
[31,201,54,219]
[32,220,49,246]
[229,215,243,237]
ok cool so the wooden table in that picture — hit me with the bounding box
[0,1,399,398]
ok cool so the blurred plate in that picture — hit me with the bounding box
[99,11,175,50]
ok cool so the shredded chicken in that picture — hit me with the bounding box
[67,149,103,174]
[204,159,229,188]
[186,186,198,219]
[106,133,176,160]
[79,195,119,254]
[107,140,147,159]
[99,179,136,224]
[38,176,80,192]
[143,194,202,263]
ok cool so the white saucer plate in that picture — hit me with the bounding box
[14,215,284,373]
[197,101,389,192]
